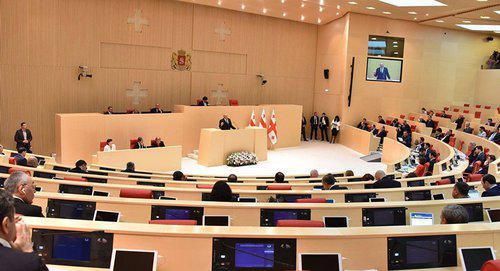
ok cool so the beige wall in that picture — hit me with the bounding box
[314,13,499,125]
[0,0,317,155]
[474,69,500,106]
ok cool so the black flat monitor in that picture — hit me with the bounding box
[323,216,348,228]
[86,177,107,183]
[0,166,10,173]
[46,199,96,220]
[332,173,344,178]
[387,235,457,270]
[299,253,342,271]
[345,193,377,203]
[137,181,164,187]
[275,194,311,203]
[404,190,432,201]
[487,208,500,222]
[32,229,113,268]
[203,215,230,226]
[202,193,239,202]
[94,210,120,222]
[111,249,157,271]
[150,206,204,225]
[99,166,116,171]
[52,166,70,172]
[459,247,495,271]
[132,175,152,179]
[347,177,363,182]
[260,209,311,227]
[58,184,93,195]
[33,171,56,179]
[407,180,425,187]
[238,197,257,203]
[362,207,406,227]
[395,163,401,170]
[460,203,484,222]
[212,238,296,270]
[441,163,447,172]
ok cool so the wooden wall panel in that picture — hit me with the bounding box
[0,0,317,156]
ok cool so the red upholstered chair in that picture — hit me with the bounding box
[8,168,31,176]
[410,125,416,132]
[457,140,464,151]
[129,139,139,149]
[400,114,405,119]
[99,141,107,151]
[444,107,449,111]
[485,148,490,155]
[295,198,327,203]
[196,184,214,189]
[414,165,425,177]
[433,121,439,130]
[481,260,500,271]
[385,120,392,125]
[196,99,202,105]
[464,104,470,107]
[409,116,415,121]
[150,139,155,146]
[267,185,292,190]
[149,220,197,226]
[475,112,481,119]
[276,220,325,227]
[119,188,153,199]
[453,108,459,112]
[229,99,239,106]
[424,162,430,173]
[435,112,442,117]
[484,105,491,109]
[498,107,500,114]
[475,105,481,108]
[8,157,17,165]
[63,176,87,182]
[449,137,456,147]
[463,110,470,114]
[435,179,451,185]
[465,174,483,183]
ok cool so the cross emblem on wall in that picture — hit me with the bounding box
[214,22,231,41]
[127,9,150,33]
[126,81,148,105]
[211,84,229,106]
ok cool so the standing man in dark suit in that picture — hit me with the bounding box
[301,116,308,141]
[454,115,465,130]
[372,170,401,189]
[0,190,48,271]
[319,113,330,142]
[310,112,319,140]
[198,96,209,106]
[481,174,500,197]
[150,104,163,113]
[219,115,236,130]
[374,63,391,80]
[14,122,33,153]
[4,172,43,217]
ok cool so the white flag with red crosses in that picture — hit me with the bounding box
[259,109,267,128]
[249,110,257,127]
[268,109,278,145]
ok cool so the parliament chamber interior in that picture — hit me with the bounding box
[0,0,500,270]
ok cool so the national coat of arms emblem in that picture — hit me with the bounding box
[171,50,192,71]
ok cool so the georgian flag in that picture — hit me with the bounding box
[268,109,278,145]
[259,109,267,128]
[249,110,257,127]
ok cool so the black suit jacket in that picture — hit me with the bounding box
[310,116,319,127]
[302,117,307,128]
[151,141,165,148]
[13,198,44,217]
[14,129,32,150]
[219,118,236,130]
[13,154,27,166]
[319,116,329,128]
[134,142,146,149]
[0,245,48,271]
[464,127,473,134]
[372,176,401,189]
[482,185,500,197]
[69,167,87,174]
[150,108,163,113]
[198,101,209,106]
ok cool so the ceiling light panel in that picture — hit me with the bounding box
[379,0,447,7]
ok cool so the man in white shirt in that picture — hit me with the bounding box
[477,126,487,138]
[103,138,116,152]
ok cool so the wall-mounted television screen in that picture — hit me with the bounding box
[368,35,405,58]
[366,57,403,83]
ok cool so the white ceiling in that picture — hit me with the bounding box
[179,0,500,33]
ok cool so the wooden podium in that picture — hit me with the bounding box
[198,127,268,167]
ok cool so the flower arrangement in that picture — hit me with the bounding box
[226,151,258,167]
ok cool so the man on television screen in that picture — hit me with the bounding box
[374,63,391,81]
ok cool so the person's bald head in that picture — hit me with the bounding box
[310,169,319,178]
[374,170,386,180]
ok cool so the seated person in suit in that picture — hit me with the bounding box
[309,169,319,178]
[13,148,27,167]
[0,190,49,271]
[452,182,470,199]
[26,157,38,168]
[219,115,236,130]
[424,115,435,130]
[274,172,287,183]
[488,126,499,144]
[401,120,411,134]
[481,174,500,197]
[198,96,209,106]
[391,118,400,127]
[69,159,88,174]
[372,170,401,189]
[369,125,379,136]
[0,144,4,155]
[415,137,425,152]
[478,155,495,175]
[477,126,487,138]
[423,143,432,162]
[104,106,114,114]
[122,162,135,173]
[103,138,116,152]
[150,104,163,113]
[356,118,368,130]
[465,146,486,173]
[463,123,474,134]
[441,130,453,144]
[172,170,186,181]
[321,174,347,190]
[454,115,465,130]
[133,137,146,149]
[376,126,388,144]
[421,107,427,114]
[4,171,43,217]
[377,115,385,124]
[440,204,469,224]
[345,170,354,177]
[427,151,437,174]
[434,128,444,140]
[485,118,494,126]
[227,174,238,183]
[398,130,412,148]
[209,181,233,202]
[361,173,374,181]
[151,137,165,148]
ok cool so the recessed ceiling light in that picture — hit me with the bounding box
[462,20,471,23]
[281,0,285,3]
[480,16,490,19]
[241,3,245,9]
[301,2,305,7]
[319,6,324,12]
[383,11,392,14]
[300,15,305,21]
[262,8,267,13]
[456,24,500,31]
[394,52,399,55]
[408,11,417,14]
[393,45,398,47]
[217,0,222,5]
[317,18,322,23]
[282,12,287,16]
[413,17,418,20]
[324,88,330,92]
[371,37,377,40]
[379,0,446,7]
[337,5,341,9]
[425,13,429,16]
[435,19,444,23]
[348,1,358,5]
[366,6,376,10]
[495,11,500,14]
[319,0,324,5]
[477,0,488,2]
[336,12,340,15]
[393,41,398,44]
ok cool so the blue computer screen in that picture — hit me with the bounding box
[59,203,84,219]
[406,240,438,265]
[165,209,190,220]
[52,235,91,261]
[235,243,274,268]
[273,211,297,225]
